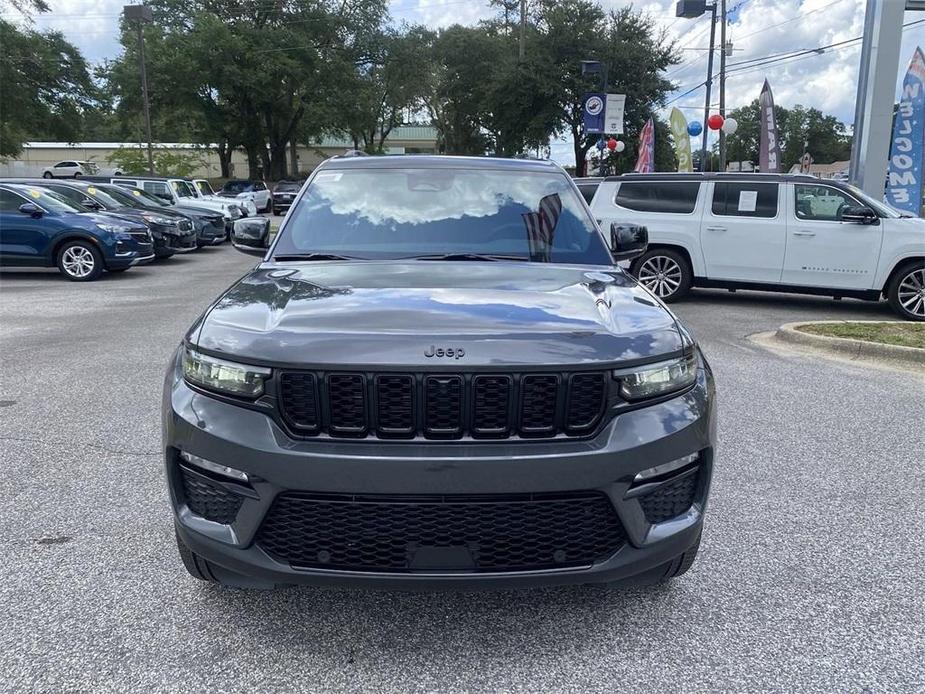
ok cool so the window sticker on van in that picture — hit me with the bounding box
[738,191,757,212]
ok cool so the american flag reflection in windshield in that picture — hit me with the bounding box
[522,192,562,262]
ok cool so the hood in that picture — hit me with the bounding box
[82,211,144,231]
[193,262,683,368]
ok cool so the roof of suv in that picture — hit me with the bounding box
[603,172,822,183]
[321,154,562,172]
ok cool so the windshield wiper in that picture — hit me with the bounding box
[272,253,361,261]
[404,253,529,262]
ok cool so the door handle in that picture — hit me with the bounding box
[705,226,726,232]
[793,230,816,237]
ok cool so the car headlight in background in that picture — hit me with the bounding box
[228,205,243,218]
[615,352,697,401]
[141,213,178,226]
[182,347,271,398]
[95,222,129,234]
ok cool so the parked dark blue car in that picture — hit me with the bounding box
[0,183,154,281]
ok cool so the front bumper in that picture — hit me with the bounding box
[164,355,716,589]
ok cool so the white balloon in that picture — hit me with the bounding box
[615,140,626,152]
[722,117,738,135]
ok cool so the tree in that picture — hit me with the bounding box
[724,99,851,170]
[0,18,95,157]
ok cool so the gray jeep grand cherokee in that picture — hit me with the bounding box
[164,155,716,589]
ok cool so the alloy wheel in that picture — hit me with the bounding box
[897,268,925,318]
[61,246,96,279]
[638,255,683,299]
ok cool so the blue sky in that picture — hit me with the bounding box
[6,0,924,165]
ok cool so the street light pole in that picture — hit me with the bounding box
[124,5,154,175]
[718,0,727,172]
[700,2,717,172]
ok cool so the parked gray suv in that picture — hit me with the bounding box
[163,155,716,589]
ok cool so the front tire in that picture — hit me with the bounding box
[175,529,276,589]
[74,172,82,178]
[631,248,692,302]
[887,261,925,321]
[57,240,103,281]
[43,172,53,179]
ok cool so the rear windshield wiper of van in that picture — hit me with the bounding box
[404,253,529,262]
[272,253,361,261]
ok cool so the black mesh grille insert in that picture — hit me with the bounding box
[279,372,318,432]
[520,375,559,435]
[566,373,606,432]
[257,492,626,573]
[639,469,699,524]
[472,375,512,437]
[424,375,463,438]
[327,374,367,435]
[277,370,608,440]
[376,375,414,437]
[180,467,243,524]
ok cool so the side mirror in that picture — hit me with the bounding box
[154,192,173,202]
[232,217,271,256]
[18,202,42,218]
[610,222,648,261]
[83,200,103,211]
[841,206,877,224]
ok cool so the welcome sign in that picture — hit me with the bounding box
[886,47,924,216]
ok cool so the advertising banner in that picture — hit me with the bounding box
[633,118,655,173]
[604,94,626,135]
[758,79,781,173]
[669,107,693,172]
[583,93,605,135]
[886,47,925,216]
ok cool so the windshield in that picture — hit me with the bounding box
[82,185,128,209]
[170,180,196,198]
[222,181,255,193]
[273,167,612,265]
[16,186,86,214]
[844,184,903,218]
[195,180,215,196]
[110,184,170,208]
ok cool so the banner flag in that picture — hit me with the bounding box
[758,79,781,173]
[582,93,605,134]
[633,118,655,173]
[886,47,925,216]
[669,107,693,172]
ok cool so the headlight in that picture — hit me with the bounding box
[182,347,271,398]
[95,222,127,234]
[227,205,242,218]
[615,352,697,401]
[141,213,177,226]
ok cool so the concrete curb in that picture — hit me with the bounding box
[776,321,925,367]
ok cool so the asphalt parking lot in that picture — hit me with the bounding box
[1,248,923,693]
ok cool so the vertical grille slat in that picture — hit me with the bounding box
[327,374,367,436]
[278,370,608,440]
[376,375,414,437]
[565,373,607,433]
[472,375,512,438]
[424,375,463,438]
[520,375,560,436]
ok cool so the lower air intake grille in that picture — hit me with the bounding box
[180,467,243,524]
[257,492,626,573]
[639,469,700,524]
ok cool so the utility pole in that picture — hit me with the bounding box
[718,0,727,172]
[124,4,154,175]
[700,2,717,172]
[518,0,526,59]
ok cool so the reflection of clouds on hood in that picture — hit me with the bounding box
[310,170,567,227]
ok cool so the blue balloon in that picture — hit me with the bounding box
[687,121,703,136]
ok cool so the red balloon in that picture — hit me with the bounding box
[708,114,725,131]
[606,137,617,150]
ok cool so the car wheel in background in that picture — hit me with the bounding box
[887,261,925,321]
[57,240,103,281]
[43,172,53,179]
[265,199,273,213]
[631,248,692,302]
[74,172,82,178]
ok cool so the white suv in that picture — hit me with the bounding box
[42,160,102,178]
[590,173,925,320]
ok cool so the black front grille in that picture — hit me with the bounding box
[257,492,626,573]
[180,466,243,524]
[639,469,700,524]
[276,370,609,440]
